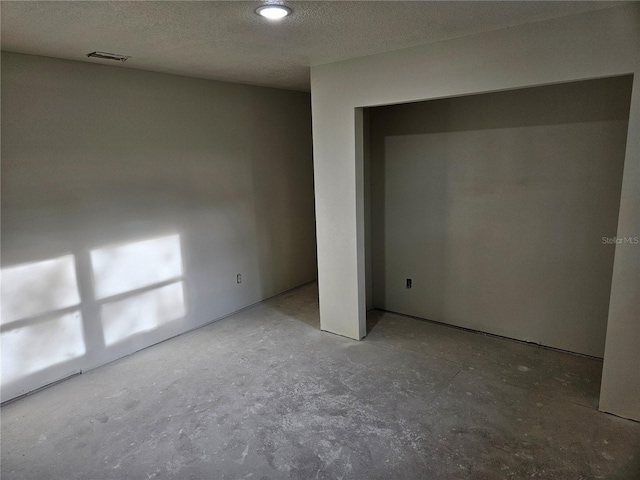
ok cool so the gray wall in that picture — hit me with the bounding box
[311,4,639,420]
[1,52,317,402]
[368,77,632,358]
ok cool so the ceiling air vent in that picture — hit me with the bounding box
[86,51,130,62]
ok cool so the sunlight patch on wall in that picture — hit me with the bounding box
[1,254,86,389]
[101,282,185,346]
[1,255,80,325]
[91,234,186,346]
[91,234,183,300]
[1,311,86,386]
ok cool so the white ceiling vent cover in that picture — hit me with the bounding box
[86,51,130,62]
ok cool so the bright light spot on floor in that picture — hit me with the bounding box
[101,281,185,346]
[91,234,183,299]
[1,255,80,325]
[1,311,86,386]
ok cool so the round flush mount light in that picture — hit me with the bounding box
[256,4,292,20]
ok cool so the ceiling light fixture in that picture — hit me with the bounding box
[255,4,292,20]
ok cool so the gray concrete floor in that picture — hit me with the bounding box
[2,282,639,479]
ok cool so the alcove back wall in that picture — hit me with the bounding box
[368,76,632,358]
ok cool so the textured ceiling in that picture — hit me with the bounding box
[0,1,624,91]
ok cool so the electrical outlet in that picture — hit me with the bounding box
[406,278,412,289]
[237,274,242,284]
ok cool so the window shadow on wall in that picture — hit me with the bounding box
[91,234,186,347]
[1,233,187,400]
[1,254,86,389]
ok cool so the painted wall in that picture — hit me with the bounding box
[369,77,631,358]
[311,4,639,420]
[1,52,317,402]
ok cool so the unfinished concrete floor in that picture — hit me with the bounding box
[2,282,639,479]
